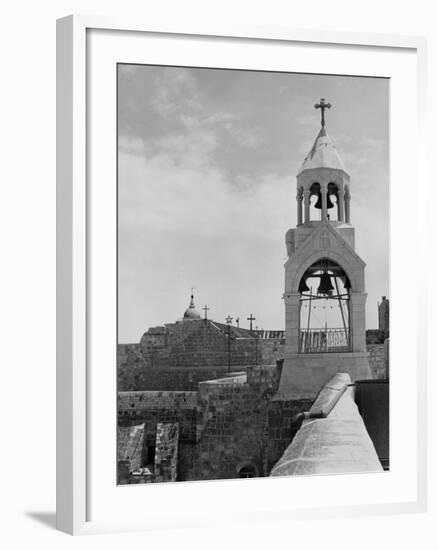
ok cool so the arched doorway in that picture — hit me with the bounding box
[236,461,258,478]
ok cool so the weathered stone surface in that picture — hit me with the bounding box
[307,372,350,416]
[271,381,383,477]
[276,351,371,400]
[118,391,197,442]
[117,423,145,483]
[117,320,285,392]
[118,339,384,393]
[367,343,387,379]
[155,423,179,483]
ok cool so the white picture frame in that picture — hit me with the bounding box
[56,14,427,535]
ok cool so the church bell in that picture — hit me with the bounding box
[314,191,335,210]
[317,272,334,295]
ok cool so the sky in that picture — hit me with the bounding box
[118,64,389,343]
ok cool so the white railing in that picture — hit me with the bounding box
[300,328,350,353]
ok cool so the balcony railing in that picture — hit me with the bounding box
[300,328,350,353]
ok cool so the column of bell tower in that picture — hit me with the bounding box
[277,100,371,400]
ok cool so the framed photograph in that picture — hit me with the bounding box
[57,15,427,535]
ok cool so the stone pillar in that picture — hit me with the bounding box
[296,191,303,225]
[303,190,310,223]
[349,292,367,352]
[321,184,328,221]
[345,191,351,223]
[284,293,301,354]
[338,187,345,222]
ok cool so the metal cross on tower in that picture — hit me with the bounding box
[314,98,331,127]
[202,304,210,320]
[247,313,256,332]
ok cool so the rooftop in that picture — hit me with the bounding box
[297,126,348,177]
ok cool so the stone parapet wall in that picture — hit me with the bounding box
[118,364,235,391]
[271,376,383,477]
[118,390,198,411]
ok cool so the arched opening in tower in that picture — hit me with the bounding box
[309,182,321,221]
[309,182,341,222]
[298,258,351,353]
[327,182,339,221]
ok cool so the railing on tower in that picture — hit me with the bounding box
[300,328,350,353]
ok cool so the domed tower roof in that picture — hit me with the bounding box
[183,291,201,321]
[297,126,348,177]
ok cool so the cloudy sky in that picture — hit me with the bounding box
[118,64,389,343]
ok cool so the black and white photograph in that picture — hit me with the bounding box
[2,0,435,545]
[116,64,389,484]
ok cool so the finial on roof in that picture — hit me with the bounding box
[183,288,201,320]
[314,98,331,127]
[297,99,347,176]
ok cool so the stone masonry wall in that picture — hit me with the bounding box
[118,391,197,442]
[183,365,311,481]
[154,423,179,483]
[266,398,314,471]
[117,364,315,482]
[138,321,284,369]
[187,377,271,480]
[118,363,235,391]
[367,344,386,379]
[118,337,285,392]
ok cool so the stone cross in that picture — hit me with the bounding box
[314,98,331,127]
[247,313,256,332]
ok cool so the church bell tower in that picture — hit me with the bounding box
[277,99,371,399]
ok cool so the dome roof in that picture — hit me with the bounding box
[297,126,348,176]
[183,293,201,321]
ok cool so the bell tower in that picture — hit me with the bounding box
[277,99,371,399]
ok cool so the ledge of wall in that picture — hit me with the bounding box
[270,374,383,477]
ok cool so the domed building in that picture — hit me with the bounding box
[183,291,201,321]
